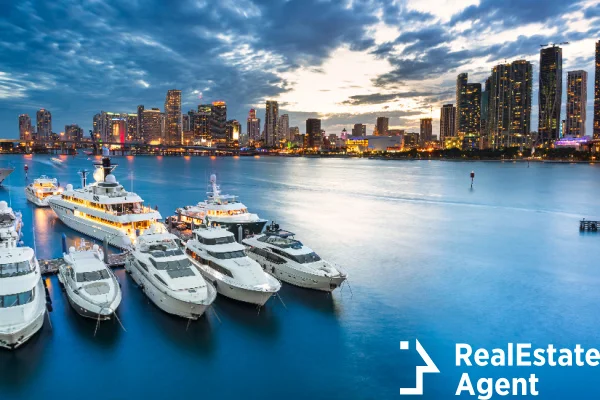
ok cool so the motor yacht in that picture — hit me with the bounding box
[25,175,62,207]
[57,241,122,320]
[126,224,216,319]
[185,226,280,306]
[243,222,347,292]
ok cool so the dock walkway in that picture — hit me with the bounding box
[40,253,128,275]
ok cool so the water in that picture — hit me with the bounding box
[0,155,599,399]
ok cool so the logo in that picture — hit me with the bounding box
[400,340,440,395]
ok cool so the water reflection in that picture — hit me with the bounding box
[213,295,281,340]
[279,284,344,317]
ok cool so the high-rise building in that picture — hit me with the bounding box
[164,89,182,145]
[594,40,600,139]
[306,118,322,148]
[142,108,162,143]
[376,117,389,136]
[440,104,456,146]
[420,118,433,145]
[137,105,144,141]
[566,70,588,137]
[538,46,563,145]
[247,109,261,143]
[210,101,227,145]
[18,114,32,141]
[127,114,137,142]
[195,104,212,142]
[456,73,482,148]
[509,60,533,145]
[455,73,468,137]
[265,101,279,147]
[64,124,83,142]
[351,123,366,137]
[36,109,52,140]
[487,64,511,148]
[226,119,241,146]
[182,113,190,132]
[278,114,290,142]
[290,126,300,140]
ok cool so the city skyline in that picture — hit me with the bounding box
[0,1,599,137]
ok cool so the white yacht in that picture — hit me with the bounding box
[126,224,216,319]
[185,226,280,306]
[0,210,45,350]
[0,201,22,242]
[57,242,122,320]
[173,174,267,241]
[25,175,62,207]
[243,223,347,292]
[0,167,14,185]
[48,151,162,249]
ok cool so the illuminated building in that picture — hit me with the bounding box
[226,119,241,147]
[278,114,289,143]
[440,104,456,147]
[247,109,261,143]
[137,105,144,141]
[346,137,368,153]
[566,70,588,137]
[351,123,366,137]
[264,100,279,147]
[64,124,83,142]
[538,46,562,145]
[196,104,212,141]
[36,109,52,140]
[160,113,166,141]
[210,101,227,146]
[555,135,593,151]
[142,108,162,144]
[340,128,349,140]
[306,118,322,148]
[444,136,462,149]
[19,114,32,141]
[376,117,389,136]
[455,73,481,148]
[182,113,190,132]
[112,119,126,144]
[403,132,419,148]
[420,118,432,145]
[127,114,137,142]
[388,129,405,136]
[509,60,533,146]
[594,41,600,139]
[164,89,182,145]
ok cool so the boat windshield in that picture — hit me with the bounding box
[196,235,235,245]
[258,235,303,249]
[0,258,35,278]
[207,250,246,260]
[76,269,110,282]
[149,257,195,279]
[290,252,321,264]
[149,248,185,258]
[0,289,34,308]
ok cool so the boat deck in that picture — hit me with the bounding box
[40,252,128,275]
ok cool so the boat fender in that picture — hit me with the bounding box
[46,302,53,312]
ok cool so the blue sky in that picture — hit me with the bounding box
[1,0,599,137]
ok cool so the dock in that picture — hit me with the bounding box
[580,219,599,232]
[40,252,128,275]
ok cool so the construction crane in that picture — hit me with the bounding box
[540,42,570,48]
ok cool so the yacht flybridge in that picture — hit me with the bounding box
[25,175,62,207]
[174,174,267,241]
[243,223,347,292]
[48,149,162,249]
[0,202,46,350]
[126,224,216,319]
[185,226,280,306]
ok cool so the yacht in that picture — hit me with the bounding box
[243,223,347,292]
[173,174,267,241]
[48,150,162,249]
[25,175,62,207]
[57,241,122,320]
[0,201,22,242]
[50,157,63,165]
[0,208,45,350]
[0,167,14,185]
[185,226,280,306]
[126,224,216,319]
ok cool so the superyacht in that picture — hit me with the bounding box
[25,175,62,207]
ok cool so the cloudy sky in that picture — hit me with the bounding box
[1,0,599,138]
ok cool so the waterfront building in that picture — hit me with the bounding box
[306,118,322,148]
[440,104,456,147]
[160,113,166,141]
[351,123,366,137]
[403,132,419,148]
[210,101,227,146]
[420,118,432,145]
[509,60,533,147]
[142,108,162,144]
[595,40,600,139]
[289,126,300,142]
[196,104,212,142]
[18,114,32,141]
[444,136,462,149]
[455,73,481,148]
[566,70,588,137]
[182,113,190,132]
[388,129,405,136]
[36,109,52,141]
[538,46,563,145]
[226,119,241,146]
[247,109,261,143]
[64,124,83,142]
[278,114,290,143]
[376,117,389,136]
[127,114,137,142]
[137,105,144,141]
[164,89,182,145]
[264,100,279,147]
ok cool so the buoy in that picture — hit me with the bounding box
[470,171,475,188]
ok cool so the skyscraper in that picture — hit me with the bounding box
[488,63,511,148]
[455,73,481,147]
[455,73,468,137]
[594,41,600,139]
[127,114,137,142]
[278,114,290,142]
[376,117,389,136]
[351,123,366,137]
[538,46,563,145]
[440,104,456,146]
[265,100,279,147]
[226,120,241,146]
[36,109,52,140]
[196,104,212,142]
[182,113,190,132]
[18,114,32,141]
[210,101,227,145]
[247,109,261,143]
[508,60,533,145]
[164,89,182,145]
[142,108,162,143]
[420,118,433,145]
[65,124,83,142]
[137,105,144,141]
[566,70,588,137]
[306,118,322,148]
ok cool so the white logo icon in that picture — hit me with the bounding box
[400,340,440,395]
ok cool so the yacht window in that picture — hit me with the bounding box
[0,289,34,308]
[137,260,149,272]
[207,250,245,260]
[154,274,168,286]
[166,268,195,279]
[153,258,196,279]
[200,236,235,245]
[271,248,321,264]
[0,259,35,277]
[164,248,184,257]
[150,250,166,258]
[76,270,110,282]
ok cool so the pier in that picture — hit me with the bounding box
[39,252,128,275]
[579,219,599,232]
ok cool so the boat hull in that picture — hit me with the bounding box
[25,189,50,207]
[0,280,46,350]
[57,271,121,321]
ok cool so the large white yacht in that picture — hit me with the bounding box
[25,175,62,207]
[0,205,46,350]
[57,242,122,320]
[243,223,347,292]
[0,201,22,242]
[48,150,162,249]
[185,226,280,306]
[173,174,267,241]
[126,224,216,319]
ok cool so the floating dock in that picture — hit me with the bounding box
[580,220,599,232]
[40,252,128,275]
